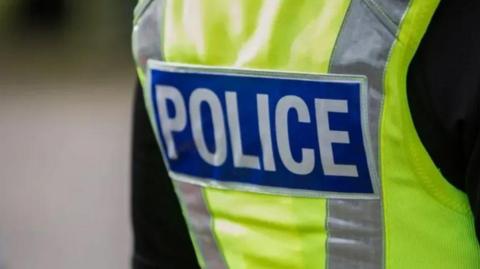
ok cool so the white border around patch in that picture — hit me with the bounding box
[146,60,380,199]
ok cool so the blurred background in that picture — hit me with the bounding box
[0,1,136,268]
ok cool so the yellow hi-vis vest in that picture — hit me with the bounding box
[132,0,480,268]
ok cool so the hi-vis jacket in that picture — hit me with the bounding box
[132,1,480,268]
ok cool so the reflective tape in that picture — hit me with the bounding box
[132,0,166,76]
[175,181,227,269]
[327,0,410,268]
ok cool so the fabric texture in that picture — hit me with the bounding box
[131,0,480,267]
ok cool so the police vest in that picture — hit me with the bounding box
[132,0,480,268]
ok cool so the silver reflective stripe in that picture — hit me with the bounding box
[134,0,154,24]
[327,0,410,268]
[132,0,166,74]
[327,200,383,268]
[368,0,410,25]
[329,0,410,169]
[174,181,227,269]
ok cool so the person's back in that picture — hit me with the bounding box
[131,1,480,268]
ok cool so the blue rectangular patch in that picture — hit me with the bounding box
[147,61,378,198]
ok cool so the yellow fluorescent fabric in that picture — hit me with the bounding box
[134,0,480,268]
[205,189,327,269]
[382,0,480,268]
[164,0,351,73]
[163,1,351,268]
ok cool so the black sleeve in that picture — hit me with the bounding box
[407,1,480,239]
[131,81,199,269]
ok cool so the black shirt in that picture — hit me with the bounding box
[407,0,480,235]
[131,2,480,268]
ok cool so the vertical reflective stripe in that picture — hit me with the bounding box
[368,0,409,25]
[330,0,409,169]
[175,181,227,269]
[133,0,166,144]
[327,1,410,269]
[327,200,383,268]
[132,0,166,78]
